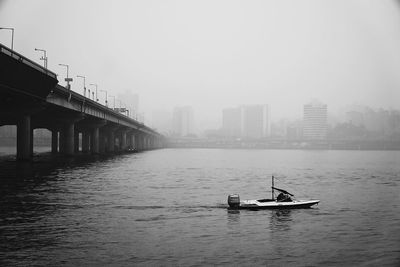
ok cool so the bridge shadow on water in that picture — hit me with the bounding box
[0,151,139,193]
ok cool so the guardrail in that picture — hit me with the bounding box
[0,42,58,79]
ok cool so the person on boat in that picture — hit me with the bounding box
[277,192,292,202]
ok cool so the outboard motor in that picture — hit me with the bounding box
[227,194,240,209]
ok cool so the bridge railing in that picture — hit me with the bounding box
[0,43,57,79]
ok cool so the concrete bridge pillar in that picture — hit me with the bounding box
[121,131,127,151]
[99,131,106,154]
[74,130,80,153]
[30,127,34,156]
[82,131,90,153]
[135,134,142,151]
[17,114,31,161]
[107,130,115,153]
[129,132,135,150]
[91,128,99,154]
[59,130,65,153]
[51,129,58,153]
[149,137,154,150]
[64,121,75,156]
[145,136,150,150]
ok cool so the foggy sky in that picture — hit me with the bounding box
[1,0,400,130]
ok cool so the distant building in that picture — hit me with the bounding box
[303,100,328,140]
[172,106,194,137]
[222,104,271,139]
[242,105,271,139]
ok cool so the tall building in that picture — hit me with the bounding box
[242,105,270,139]
[303,100,328,140]
[222,104,271,139]
[172,106,194,137]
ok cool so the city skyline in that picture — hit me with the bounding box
[1,0,400,131]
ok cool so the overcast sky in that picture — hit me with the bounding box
[1,0,400,130]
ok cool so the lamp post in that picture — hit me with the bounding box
[90,84,98,102]
[108,95,115,110]
[58,63,72,90]
[76,75,86,97]
[0,27,14,50]
[100,90,108,107]
[34,48,47,68]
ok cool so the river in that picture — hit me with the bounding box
[0,149,399,266]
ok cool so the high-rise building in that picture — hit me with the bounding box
[303,100,328,140]
[172,106,194,137]
[222,104,271,139]
[241,105,270,139]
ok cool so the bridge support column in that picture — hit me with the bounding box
[99,131,106,154]
[129,132,135,150]
[107,130,115,153]
[59,130,65,153]
[121,131,127,151]
[51,129,58,153]
[91,128,99,154]
[82,131,90,153]
[64,122,75,156]
[135,134,141,151]
[74,130,80,153]
[17,115,31,161]
[144,136,149,150]
[30,127,34,156]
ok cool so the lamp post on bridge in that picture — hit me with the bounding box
[34,48,48,68]
[108,95,116,110]
[100,89,108,107]
[0,27,14,50]
[76,75,86,97]
[90,83,98,102]
[58,63,72,90]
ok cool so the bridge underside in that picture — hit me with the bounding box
[1,44,164,161]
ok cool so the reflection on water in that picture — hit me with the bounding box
[1,149,400,266]
[270,209,292,231]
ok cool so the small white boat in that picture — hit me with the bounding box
[228,175,320,210]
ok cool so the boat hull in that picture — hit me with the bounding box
[235,199,320,210]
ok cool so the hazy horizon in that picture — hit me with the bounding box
[1,0,400,131]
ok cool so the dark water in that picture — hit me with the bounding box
[1,149,399,266]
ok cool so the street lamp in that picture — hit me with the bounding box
[0,27,14,50]
[76,75,86,97]
[100,89,108,107]
[58,63,72,89]
[34,48,48,68]
[89,83,98,101]
[108,95,115,110]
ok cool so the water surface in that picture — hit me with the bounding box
[1,149,399,266]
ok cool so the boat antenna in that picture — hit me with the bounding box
[272,175,275,200]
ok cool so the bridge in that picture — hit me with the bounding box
[0,43,165,161]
